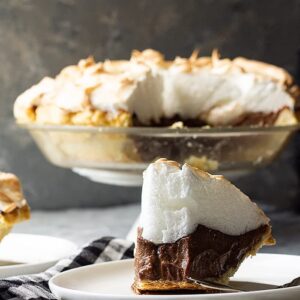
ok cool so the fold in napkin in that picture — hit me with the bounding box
[0,237,134,300]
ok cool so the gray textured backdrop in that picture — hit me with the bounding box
[0,0,300,209]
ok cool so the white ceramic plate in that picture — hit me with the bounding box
[0,233,77,278]
[49,253,300,300]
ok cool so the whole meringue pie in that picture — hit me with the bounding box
[13,50,299,174]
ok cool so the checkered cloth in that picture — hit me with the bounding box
[0,237,134,300]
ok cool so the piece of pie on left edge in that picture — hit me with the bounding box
[0,172,30,242]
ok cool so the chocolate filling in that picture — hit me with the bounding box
[135,224,269,283]
[132,110,283,127]
[130,110,285,165]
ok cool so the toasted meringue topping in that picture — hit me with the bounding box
[141,159,270,244]
[14,49,297,126]
[0,173,28,214]
[232,57,293,85]
[131,49,165,66]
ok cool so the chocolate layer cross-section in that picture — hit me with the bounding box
[133,159,274,294]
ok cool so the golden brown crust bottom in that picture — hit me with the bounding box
[132,280,218,295]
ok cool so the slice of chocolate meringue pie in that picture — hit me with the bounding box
[0,172,30,242]
[133,159,274,294]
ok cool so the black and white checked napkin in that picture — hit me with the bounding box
[0,237,134,300]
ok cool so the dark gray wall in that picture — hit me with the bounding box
[0,0,300,209]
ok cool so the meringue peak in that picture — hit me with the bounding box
[140,159,270,244]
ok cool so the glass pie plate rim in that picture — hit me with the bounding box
[18,122,300,186]
[18,122,300,134]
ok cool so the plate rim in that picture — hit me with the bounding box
[49,253,300,299]
[0,233,77,271]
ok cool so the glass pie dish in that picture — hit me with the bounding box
[19,123,300,186]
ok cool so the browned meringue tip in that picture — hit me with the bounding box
[78,56,96,69]
[233,57,293,85]
[211,48,221,62]
[189,48,200,61]
[154,158,181,168]
[154,158,217,177]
